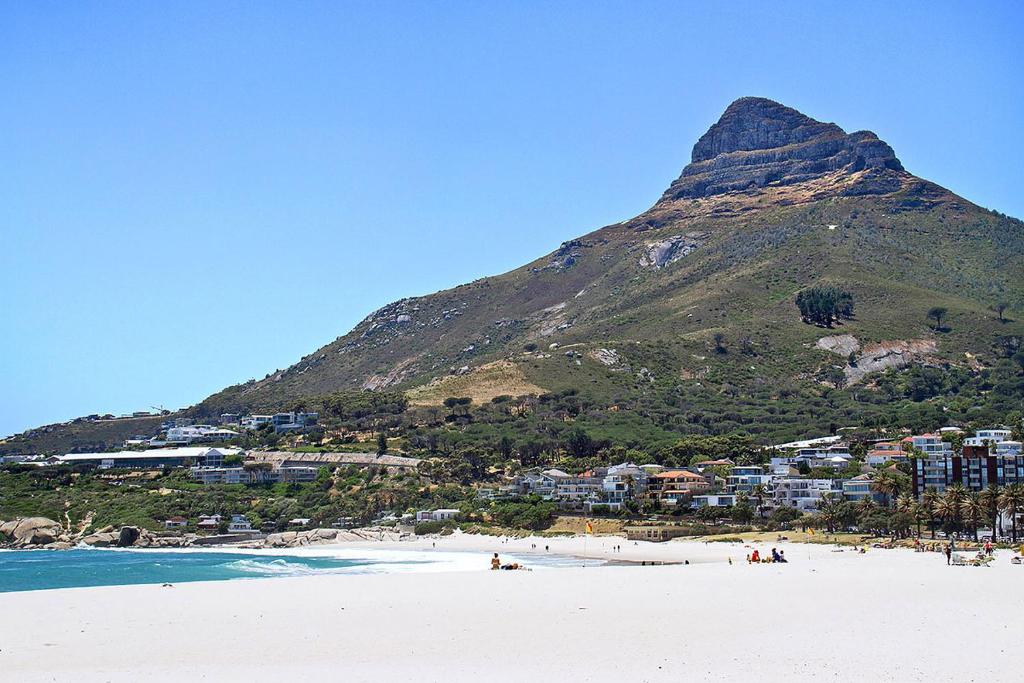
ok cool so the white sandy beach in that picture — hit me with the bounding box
[2,534,1022,682]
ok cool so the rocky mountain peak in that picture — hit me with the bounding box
[662,97,905,201]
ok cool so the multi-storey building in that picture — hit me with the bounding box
[773,478,841,511]
[726,466,773,493]
[912,444,1024,497]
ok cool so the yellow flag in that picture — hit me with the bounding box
[586,521,593,535]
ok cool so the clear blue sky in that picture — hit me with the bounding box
[2,2,1022,438]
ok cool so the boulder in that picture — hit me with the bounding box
[81,531,120,547]
[266,531,299,547]
[43,541,74,550]
[6,517,62,547]
[117,526,140,547]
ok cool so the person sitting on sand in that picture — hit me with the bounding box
[750,549,760,563]
[778,550,787,563]
[491,553,500,570]
[771,548,781,563]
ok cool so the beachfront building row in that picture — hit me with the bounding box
[491,461,866,514]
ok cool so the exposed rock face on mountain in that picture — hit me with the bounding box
[662,97,905,201]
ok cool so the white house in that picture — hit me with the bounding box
[227,514,255,533]
[691,493,737,508]
[964,429,1012,447]
[904,434,952,457]
[773,478,841,511]
[166,425,238,444]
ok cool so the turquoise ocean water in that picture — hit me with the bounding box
[0,547,587,593]
[0,548,423,593]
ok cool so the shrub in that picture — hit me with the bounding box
[415,520,445,535]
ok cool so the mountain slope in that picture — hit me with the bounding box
[194,97,1021,418]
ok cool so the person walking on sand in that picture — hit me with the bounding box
[945,544,952,566]
[491,553,500,570]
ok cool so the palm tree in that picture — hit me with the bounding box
[961,493,984,542]
[998,484,1024,543]
[922,488,941,538]
[817,494,844,534]
[895,493,915,515]
[857,497,878,517]
[933,495,961,536]
[751,484,768,520]
[872,470,908,508]
[910,502,929,538]
[979,484,1002,541]
[944,484,968,534]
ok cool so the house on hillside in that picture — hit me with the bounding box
[163,516,188,529]
[649,470,710,506]
[866,443,906,466]
[228,514,255,533]
[197,514,222,531]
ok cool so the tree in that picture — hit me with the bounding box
[795,286,855,327]
[712,333,727,354]
[376,432,388,455]
[933,494,961,535]
[998,484,1024,543]
[817,494,846,533]
[910,502,929,538]
[927,306,948,330]
[979,484,1003,540]
[872,470,909,508]
[990,302,1009,322]
[731,503,755,524]
[751,484,769,519]
[922,489,941,538]
[962,493,984,542]
[565,427,595,458]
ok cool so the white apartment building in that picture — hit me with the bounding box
[773,478,841,511]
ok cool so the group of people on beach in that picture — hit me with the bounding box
[490,553,529,571]
[746,548,787,564]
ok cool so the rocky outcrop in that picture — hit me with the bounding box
[80,531,121,547]
[0,517,63,547]
[815,334,860,357]
[79,526,193,548]
[118,526,140,547]
[264,527,408,548]
[662,97,904,201]
[639,233,706,268]
[816,335,940,384]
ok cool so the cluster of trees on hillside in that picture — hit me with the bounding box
[795,285,854,327]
